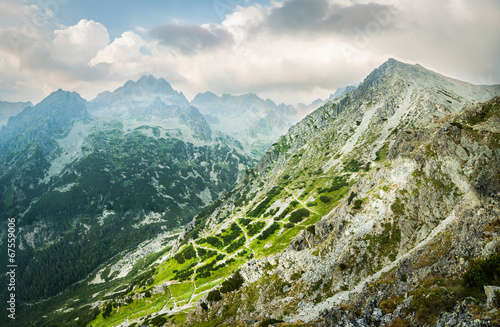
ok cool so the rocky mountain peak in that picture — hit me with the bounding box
[91,75,189,109]
[41,89,87,106]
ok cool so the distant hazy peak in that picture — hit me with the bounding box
[136,74,174,90]
[192,91,219,103]
[0,100,33,107]
[91,74,189,108]
[41,89,87,105]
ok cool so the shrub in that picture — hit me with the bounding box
[258,222,280,240]
[207,290,222,302]
[284,222,295,228]
[173,262,196,281]
[219,223,242,246]
[307,225,316,236]
[495,290,500,308]
[239,218,251,226]
[220,271,245,293]
[347,192,357,205]
[150,316,167,327]
[289,208,310,223]
[246,186,283,217]
[320,195,331,203]
[410,287,456,325]
[463,252,500,287]
[247,221,266,237]
[318,175,349,193]
[226,236,245,253]
[375,144,389,162]
[344,159,362,172]
[279,205,293,219]
[258,318,283,327]
[174,252,185,264]
[102,303,113,319]
[352,199,363,209]
[204,236,223,249]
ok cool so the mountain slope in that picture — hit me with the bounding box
[185,60,500,326]
[0,101,33,127]
[192,92,312,159]
[55,59,500,327]
[8,59,500,326]
[0,84,254,318]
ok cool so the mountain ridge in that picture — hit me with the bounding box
[3,58,500,327]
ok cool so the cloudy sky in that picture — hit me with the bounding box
[0,0,499,105]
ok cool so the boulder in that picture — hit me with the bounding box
[484,285,500,308]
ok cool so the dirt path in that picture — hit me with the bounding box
[285,187,319,215]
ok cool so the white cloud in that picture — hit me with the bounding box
[51,19,109,64]
[90,31,146,66]
[0,0,499,105]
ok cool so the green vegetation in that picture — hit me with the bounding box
[319,195,331,203]
[365,222,401,260]
[289,208,310,223]
[352,199,363,210]
[2,125,253,304]
[317,175,349,193]
[258,318,284,327]
[407,276,487,326]
[207,290,222,302]
[465,97,499,125]
[170,282,194,302]
[463,252,500,287]
[391,197,405,216]
[375,143,389,162]
[278,201,298,219]
[220,271,245,293]
[246,221,266,237]
[257,222,280,240]
[197,223,243,250]
[347,192,357,205]
[173,262,197,282]
[196,247,217,261]
[343,159,362,172]
[246,186,283,217]
[238,218,251,226]
[226,236,246,253]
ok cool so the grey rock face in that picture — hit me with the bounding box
[484,286,500,308]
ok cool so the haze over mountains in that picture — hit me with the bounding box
[0,101,33,127]
[0,72,352,320]
[1,59,500,327]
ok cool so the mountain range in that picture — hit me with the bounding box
[1,59,500,327]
